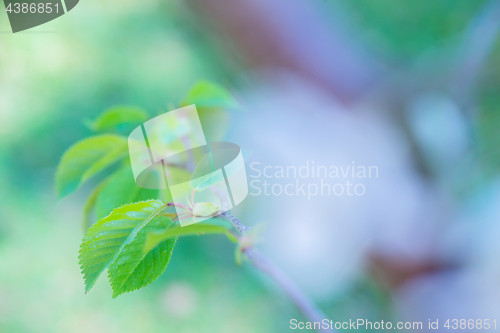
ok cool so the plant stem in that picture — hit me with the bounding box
[167,202,191,211]
[164,161,335,331]
[220,211,251,234]
[219,212,336,333]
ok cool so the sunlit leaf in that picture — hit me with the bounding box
[79,200,174,296]
[108,219,176,298]
[56,135,128,198]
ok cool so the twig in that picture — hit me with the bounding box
[219,211,251,234]
[167,202,191,211]
[165,165,334,331]
[219,212,336,333]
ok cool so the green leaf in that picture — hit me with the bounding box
[144,221,237,254]
[108,219,176,298]
[95,165,159,220]
[56,135,128,198]
[182,80,239,109]
[90,106,149,133]
[193,202,219,217]
[79,200,173,296]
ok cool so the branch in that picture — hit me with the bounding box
[163,164,335,331]
[219,212,336,333]
[219,211,251,234]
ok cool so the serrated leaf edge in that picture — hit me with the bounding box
[109,236,178,298]
[78,199,167,293]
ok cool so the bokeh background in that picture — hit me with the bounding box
[2,0,500,332]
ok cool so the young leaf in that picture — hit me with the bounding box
[182,80,239,109]
[144,222,237,254]
[108,216,176,298]
[193,202,219,217]
[90,106,149,133]
[79,200,171,294]
[56,135,128,198]
[95,165,159,220]
[82,177,111,231]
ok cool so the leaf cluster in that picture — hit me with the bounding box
[56,81,240,297]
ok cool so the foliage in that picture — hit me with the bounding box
[94,164,159,220]
[57,81,240,297]
[55,135,128,198]
[79,200,175,297]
